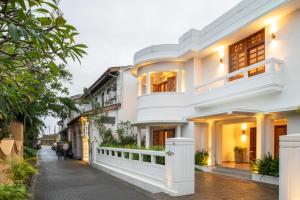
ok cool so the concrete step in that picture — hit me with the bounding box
[212,166,252,180]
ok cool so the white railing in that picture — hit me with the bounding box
[96,146,166,165]
[93,138,195,196]
[95,146,166,192]
[195,58,284,92]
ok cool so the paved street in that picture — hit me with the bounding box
[35,146,155,200]
[35,146,278,200]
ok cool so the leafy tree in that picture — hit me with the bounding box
[0,0,87,142]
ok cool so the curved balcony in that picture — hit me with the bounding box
[134,44,179,65]
[193,58,284,108]
[137,92,185,122]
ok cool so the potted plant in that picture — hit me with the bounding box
[234,146,247,163]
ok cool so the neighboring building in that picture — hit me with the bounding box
[57,118,69,142]
[131,0,300,171]
[67,94,91,162]
[81,66,137,164]
[40,134,58,146]
[66,66,137,163]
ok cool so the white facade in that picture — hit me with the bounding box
[83,67,138,164]
[131,0,300,168]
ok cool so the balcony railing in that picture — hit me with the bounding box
[195,58,284,92]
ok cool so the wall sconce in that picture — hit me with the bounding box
[217,46,225,63]
[241,123,247,142]
[267,17,278,40]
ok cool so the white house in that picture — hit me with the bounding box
[80,66,138,164]
[132,0,300,172]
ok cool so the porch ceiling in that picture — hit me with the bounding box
[132,120,187,127]
[187,109,260,122]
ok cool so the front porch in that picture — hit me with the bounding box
[190,110,287,171]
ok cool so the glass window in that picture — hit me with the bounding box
[151,71,177,93]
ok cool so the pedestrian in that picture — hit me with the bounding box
[63,142,69,159]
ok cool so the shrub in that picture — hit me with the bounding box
[132,153,139,160]
[0,184,29,200]
[143,155,151,162]
[195,151,209,166]
[155,156,165,165]
[250,153,279,177]
[5,159,37,186]
[23,147,37,160]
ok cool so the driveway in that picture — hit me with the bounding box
[35,146,155,200]
[153,171,279,200]
[35,146,278,200]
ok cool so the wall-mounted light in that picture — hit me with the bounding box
[217,46,225,63]
[241,123,247,142]
[266,17,278,40]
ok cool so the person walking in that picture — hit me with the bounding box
[63,142,69,159]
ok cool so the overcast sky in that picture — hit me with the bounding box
[44,0,241,134]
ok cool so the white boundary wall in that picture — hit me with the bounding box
[279,134,300,200]
[92,137,195,196]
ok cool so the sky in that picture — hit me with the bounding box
[44,0,242,134]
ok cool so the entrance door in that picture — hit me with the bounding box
[250,128,257,161]
[274,125,287,158]
[153,129,175,146]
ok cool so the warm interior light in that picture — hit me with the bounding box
[241,134,247,142]
[242,123,247,131]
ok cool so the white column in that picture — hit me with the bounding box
[280,134,300,200]
[165,138,195,196]
[256,114,265,159]
[215,123,222,165]
[137,127,142,147]
[145,126,150,148]
[176,125,182,137]
[177,70,182,92]
[138,77,142,96]
[146,72,151,94]
[208,121,215,166]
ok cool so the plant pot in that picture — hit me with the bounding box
[234,149,244,163]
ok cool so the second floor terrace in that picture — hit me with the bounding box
[132,0,300,116]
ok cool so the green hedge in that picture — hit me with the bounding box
[23,147,37,160]
[195,151,209,166]
[250,153,279,177]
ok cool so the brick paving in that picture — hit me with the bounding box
[35,146,155,200]
[153,172,279,200]
[35,146,278,200]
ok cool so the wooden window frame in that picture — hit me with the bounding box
[229,29,265,80]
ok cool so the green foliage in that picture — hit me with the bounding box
[116,121,136,145]
[234,146,247,151]
[132,153,139,160]
[0,184,29,200]
[23,146,37,160]
[250,153,279,177]
[4,158,37,186]
[0,0,86,141]
[195,150,209,166]
[94,118,136,147]
[155,156,165,165]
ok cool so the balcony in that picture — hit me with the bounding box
[194,58,284,108]
[137,92,185,122]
